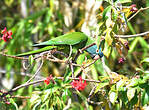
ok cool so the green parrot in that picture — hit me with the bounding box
[16,32,103,59]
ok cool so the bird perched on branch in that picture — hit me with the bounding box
[16,32,103,60]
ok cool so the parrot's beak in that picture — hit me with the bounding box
[93,55,100,60]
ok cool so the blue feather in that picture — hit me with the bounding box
[86,45,103,58]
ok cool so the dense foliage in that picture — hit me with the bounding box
[0,0,149,109]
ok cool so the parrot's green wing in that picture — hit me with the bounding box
[16,32,91,57]
[33,32,89,47]
[16,46,56,56]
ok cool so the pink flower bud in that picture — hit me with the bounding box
[118,57,125,64]
[44,75,53,85]
[71,76,87,91]
[130,4,138,12]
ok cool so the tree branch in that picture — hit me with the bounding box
[114,31,149,38]
[0,76,101,98]
[26,58,43,83]
[128,6,149,21]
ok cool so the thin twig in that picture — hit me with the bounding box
[0,51,81,67]
[114,31,149,38]
[67,45,74,78]
[74,59,99,76]
[68,45,72,59]
[80,43,96,52]
[83,59,98,69]
[87,86,103,105]
[88,85,96,100]
[101,57,111,76]
[26,58,44,83]
[115,6,149,38]
[0,52,28,60]
[69,60,74,78]
[88,100,103,105]
[0,79,44,98]
[73,43,96,62]
[9,96,31,99]
[128,6,149,21]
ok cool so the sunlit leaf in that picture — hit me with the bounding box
[115,0,131,4]
[95,82,109,93]
[103,41,112,58]
[29,55,34,65]
[103,6,112,20]
[5,0,14,7]
[141,58,149,64]
[127,78,139,87]
[112,8,118,21]
[116,79,126,91]
[127,88,136,101]
[109,91,118,105]
[91,64,98,80]
[105,28,113,46]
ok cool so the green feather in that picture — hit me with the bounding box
[16,32,103,58]
[16,46,56,56]
[33,32,89,46]
[16,32,91,56]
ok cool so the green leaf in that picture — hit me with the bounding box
[112,8,118,21]
[96,35,102,51]
[9,98,19,110]
[141,89,149,106]
[103,6,112,21]
[62,89,69,102]
[77,54,85,64]
[138,37,149,49]
[103,41,112,58]
[29,55,34,65]
[109,92,118,105]
[105,28,113,46]
[141,58,149,64]
[143,74,149,81]
[33,100,41,110]
[95,82,109,93]
[5,0,14,7]
[127,78,139,87]
[116,79,126,91]
[97,0,103,1]
[26,8,48,22]
[43,89,51,102]
[128,22,136,34]
[31,23,41,34]
[127,88,136,101]
[115,0,131,4]
[129,37,139,53]
[91,64,98,80]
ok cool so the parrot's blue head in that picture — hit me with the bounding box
[97,48,104,58]
[86,45,104,59]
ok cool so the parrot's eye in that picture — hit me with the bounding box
[96,49,99,54]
